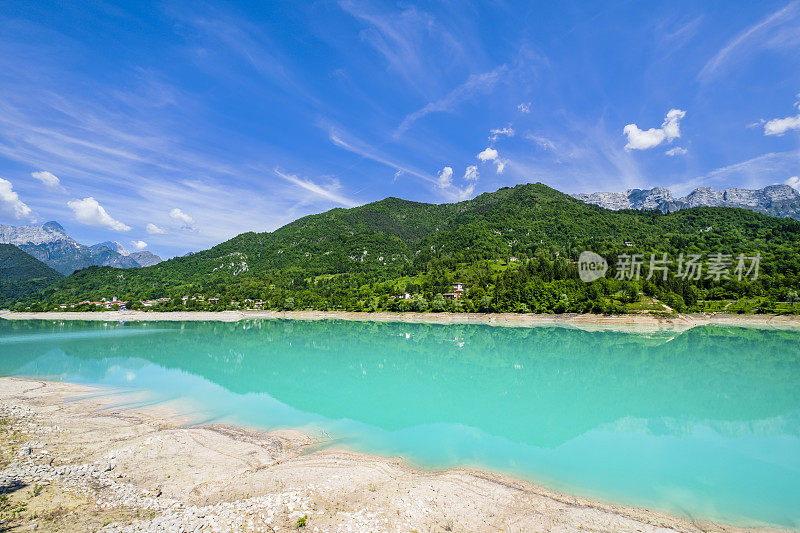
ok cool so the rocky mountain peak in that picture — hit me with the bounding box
[91,241,131,256]
[760,184,800,202]
[0,221,162,274]
[573,184,800,220]
[41,221,66,234]
[0,221,77,246]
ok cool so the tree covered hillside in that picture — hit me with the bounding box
[0,244,64,303]
[19,183,800,314]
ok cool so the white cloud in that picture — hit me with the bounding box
[477,147,498,161]
[432,165,479,201]
[477,147,505,173]
[0,178,33,219]
[623,109,686,150]
[489,126,515,142]
[169,207,196,228]
[665,146,688,156]
[661,109,685,139]
[464,165,478,182]
[146,223,167,234]
[786,176,800,190]
[436,166,453,189]
[31,170,61,189]
[274,169,359,208]
[67,197,131,231]
[764,104,800,135]
[130,240,148,250]
[517,102,531,113]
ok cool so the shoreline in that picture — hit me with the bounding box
[0,377,781,532]
[3,309,800,331]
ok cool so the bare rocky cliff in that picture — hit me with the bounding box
[573,184,800,219]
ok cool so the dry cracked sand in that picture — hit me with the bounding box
[0,378,785,532]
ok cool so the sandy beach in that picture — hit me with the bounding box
[0,377,783,532]
[3,309,800,331]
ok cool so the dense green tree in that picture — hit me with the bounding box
[11,183,800,315]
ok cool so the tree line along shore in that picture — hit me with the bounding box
[6,185,800,316]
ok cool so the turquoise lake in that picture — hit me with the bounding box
[1,319,798,527]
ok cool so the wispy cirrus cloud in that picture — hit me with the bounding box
[339,1,435,94]
[328,126,438,186]
[497,117,647,193]
[524,134,557,152]
[274,169,359,208]
[0,19,332,254]
[698,1,800,82]
[667,150,800,195]
[337,0,487,98]
[394,66,507,138]
[166,4,322,108]
[328,126,478,201]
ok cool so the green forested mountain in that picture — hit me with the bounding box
[0,244,64,303]
[19,183,800,314]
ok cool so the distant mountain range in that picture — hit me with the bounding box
[572,184,800,219]
[90,241,163,267]
[0,221,162,275]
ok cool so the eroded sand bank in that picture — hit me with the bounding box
[0,378,782,532]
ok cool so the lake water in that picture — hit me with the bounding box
[1,319,798,527]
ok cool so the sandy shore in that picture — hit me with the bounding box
[0,378,781,532]
[3,309,800,331]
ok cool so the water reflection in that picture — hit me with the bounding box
[3,319,798,445]
[1,319,799,526]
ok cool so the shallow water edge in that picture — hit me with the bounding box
[0,377,786,532]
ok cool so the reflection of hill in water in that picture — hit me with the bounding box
[600,411,800,439]
[2,319,799,447]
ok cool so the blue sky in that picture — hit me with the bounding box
[0,0,799,258]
